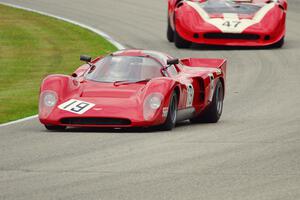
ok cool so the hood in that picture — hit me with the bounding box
[186,0,277,33]
[80,80,146,98]
[55,80,147,119]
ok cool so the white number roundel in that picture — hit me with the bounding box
[186,84,194,107]
[58,99,95,114]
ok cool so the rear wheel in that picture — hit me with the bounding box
[160,92,178,131]
[45,125,66,131]
[191,79,224,123]
[167,17,174,42]
[174,29,191,48]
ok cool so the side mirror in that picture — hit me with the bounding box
[80,55,92,63]
[167,59,179,65]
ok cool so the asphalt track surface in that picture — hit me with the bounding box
[0,0,300,199]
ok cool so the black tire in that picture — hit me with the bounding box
[190,79,224,123]
[45,125,66,131]
[174,29,191,49]
[167,17,174,42]
[160,92,178,131]
[270,36,284,48]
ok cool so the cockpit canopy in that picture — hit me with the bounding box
[86,55,163,83]
[195,0,262,14]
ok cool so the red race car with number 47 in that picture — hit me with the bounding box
[167,0,287,48]
[39,49,226,131]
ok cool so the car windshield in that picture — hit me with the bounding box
[200,0,262,14]
[85,56,163,83]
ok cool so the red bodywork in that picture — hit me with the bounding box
[39,50,226,128]
[168,0,287,46]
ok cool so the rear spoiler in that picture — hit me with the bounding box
[180,58,227,80]
[180,58,226,69]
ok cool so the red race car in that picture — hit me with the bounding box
[39,49,226,131]
[167,0,287,48]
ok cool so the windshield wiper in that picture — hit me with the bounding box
[113,79,151,86]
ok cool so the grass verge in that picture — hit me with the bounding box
[0,4,117,124]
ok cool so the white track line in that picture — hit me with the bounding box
[0,115,38,127]
[0,2,125,127]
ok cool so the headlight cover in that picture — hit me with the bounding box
[39,90,58,119]
[143,93,163,121]
[44,92,57,107]
[149,95,162,109]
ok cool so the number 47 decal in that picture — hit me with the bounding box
[58,99,95,114]
[222,20,241,28]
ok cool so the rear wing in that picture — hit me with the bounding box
[180,58,227,79]
[180,58,226,68]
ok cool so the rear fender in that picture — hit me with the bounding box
[181,58,226,105]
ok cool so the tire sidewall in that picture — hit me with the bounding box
[167,16,174,42]
[213,80,224,118]
[161,92,178,130]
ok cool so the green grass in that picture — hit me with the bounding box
[0,5,117,123]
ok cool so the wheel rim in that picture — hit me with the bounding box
[216,85,223,115]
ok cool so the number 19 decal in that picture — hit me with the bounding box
[58,99,95,114]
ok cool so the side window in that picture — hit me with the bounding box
[167,65,178,76]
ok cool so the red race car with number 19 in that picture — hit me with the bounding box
[167,0,287,48]
[39,49,226,131]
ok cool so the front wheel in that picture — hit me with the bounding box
[167,17,174,42]
[191,79,224,123]
[174,29,191,49]
[45,125,66,131]
[159,92,178,131]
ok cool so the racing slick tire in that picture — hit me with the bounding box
[160,92,178,131]
[270,36,284,48]
[167,17,174,42]
[190,79,224,123]
[174,30,191,48]
[45,125,66,131]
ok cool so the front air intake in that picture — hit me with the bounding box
[204,33,260,40]
[60,117,131,125]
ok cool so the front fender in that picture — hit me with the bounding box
[40,74,80,101]
[137,78,179,123]
[141,78,178,106]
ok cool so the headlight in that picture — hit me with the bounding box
[143,93,163,121]
[39,90,58,119]
[149,95,162,109]
[44,92,57,107]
